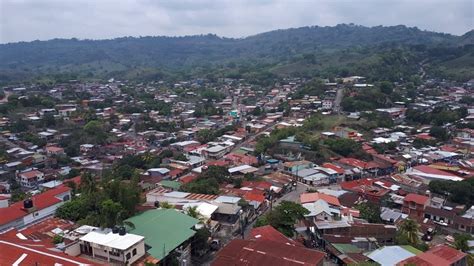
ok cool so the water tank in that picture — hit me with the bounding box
[112,226,119,234]
[23,199,33,209]
[118,226,126,236]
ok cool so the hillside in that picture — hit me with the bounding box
[0,24,473,84]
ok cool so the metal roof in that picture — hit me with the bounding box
[126,209,198,261]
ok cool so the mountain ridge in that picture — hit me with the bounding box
[0,24,472,84]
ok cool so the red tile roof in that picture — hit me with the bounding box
[397,245,466,266]
[338,158,368,169]
[427,244,467,264]
[404,193,429,205]
[0,185,70,226]
[300,192,341,206]
[242,180,272,191]
[416,133,434,140]
[243,192,266,203]
[249,225,303,246]
[179,173,198,184]
[212,239,325,266]
[322,163,345,174]
[413,165,460,178]
[206,160,231,167]
[19,170,43,180]
[0,237,98,265]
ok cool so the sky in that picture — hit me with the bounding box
[1,0,473,43]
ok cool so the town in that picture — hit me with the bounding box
[0,73,473,265]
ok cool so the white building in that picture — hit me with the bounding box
[79,229,145,265]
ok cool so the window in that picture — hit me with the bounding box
[126,253,131,260]
[132,248,137,256]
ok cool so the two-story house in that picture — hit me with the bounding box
[402,193,429,220]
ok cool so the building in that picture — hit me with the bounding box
[0,185,71,232]
[402,193,429,220]
[79,229,145,265]
[16,169,45,188]
[397,244,467,266]
[0,236,98,265]
[212,239,325,266]
[125,209,199,263]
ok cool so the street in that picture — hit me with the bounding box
[242,181,310,238]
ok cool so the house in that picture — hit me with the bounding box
[125,209,199,263]
[79,229,145,265]
[402,193,429,220]
[283,160,314,174]
[367,245,421,266]
[212,239,325,266]
[397,244,467,266]
[406,165,463,182]
[45,145,65,156]
[300,192,341,207]
[303,199,341,222]
[0,235,98,266]
[249,225,303,246]
[147,168,170,179]
[16,169,45,188]
[340,178,390,204]
[203,145,228,159]
[0,184,72,231]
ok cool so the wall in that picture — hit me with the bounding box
[65,241,81,256]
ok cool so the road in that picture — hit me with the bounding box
[241,181,309,238]
[231,121,278,153]
[332,88,344,114]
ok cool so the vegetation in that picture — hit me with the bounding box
[182,166,229,194]
[255,201,309,237]
[428,178,474,207]
[395,219,428,251]
[1,25,472,85]
[356,202,382,223]
[55,173,141,228]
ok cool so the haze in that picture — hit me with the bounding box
[1,0,473,43]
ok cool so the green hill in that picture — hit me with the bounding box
[0,24,472,84]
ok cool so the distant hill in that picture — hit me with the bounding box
[0,24,472,84]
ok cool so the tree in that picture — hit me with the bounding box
[255,201,309,237]
[397,219,420,246]
[191,228,211,256]
[196,129,215,144]
[83,120,108,144]
[356,202,382,223]
[454,233,472,252]
[429,126,449,141]
[324,138,361,157]
[380,81,394,95]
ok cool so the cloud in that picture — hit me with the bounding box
[0,0,472,43]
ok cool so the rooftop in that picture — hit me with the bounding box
[80,230,144,250]
[126,209,198,261]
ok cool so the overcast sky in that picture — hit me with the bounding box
[1,0,473,43]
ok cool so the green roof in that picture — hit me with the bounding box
[159,180,181,190]
[400,245,423,255]
[126,209,198,261]
[332,243,362,253]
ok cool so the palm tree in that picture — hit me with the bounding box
[185,206,206,224]
[399,219,420,245]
